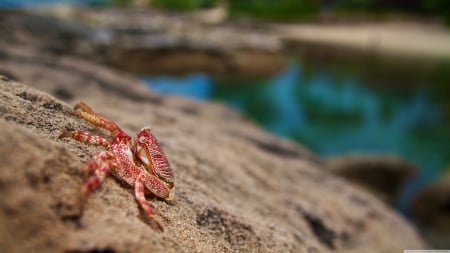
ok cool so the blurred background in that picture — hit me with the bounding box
[0,0,449,248]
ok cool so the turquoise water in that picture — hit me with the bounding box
[142,59,450,210]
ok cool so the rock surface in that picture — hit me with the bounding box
[410,170,450,248]
[324,154,417,204]
[0,43,425,252]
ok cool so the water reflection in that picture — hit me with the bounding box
[142,59,450,196]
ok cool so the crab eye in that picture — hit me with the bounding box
[138,136,146,143]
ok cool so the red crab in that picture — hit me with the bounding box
[59,102,174,231]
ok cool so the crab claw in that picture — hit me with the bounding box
[135,127,174,188]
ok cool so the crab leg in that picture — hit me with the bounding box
[59,131,110,147]
[73,102,122,136]
[81,151,115,203]
[74,101,96,114]
[135,173,164,231]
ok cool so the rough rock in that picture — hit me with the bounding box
[0,43,425,252]
[410,170,450,248]
[324,154,417,204]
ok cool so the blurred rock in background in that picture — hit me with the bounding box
[411,169,450,248]
[324,154,417,204]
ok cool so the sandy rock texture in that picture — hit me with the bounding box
[0,44,425,252]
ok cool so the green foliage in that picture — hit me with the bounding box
[229,0,320,21]
[424,0,450,24]
[110,0,131,6]
[106,0,450,24]
[334,0,375,10]
[333,0,450,23]
[151,0,217,11]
